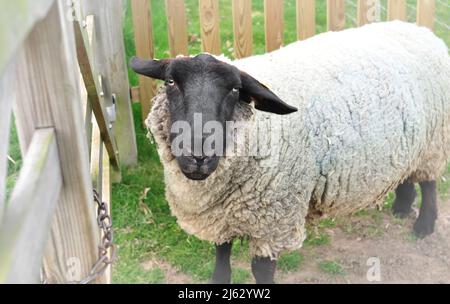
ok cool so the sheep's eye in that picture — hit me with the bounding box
[232,87,239,93]
[166,79,175,86]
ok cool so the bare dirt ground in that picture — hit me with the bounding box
[150,200,450,284]
[141,259,193,284]
[277,200,450,284]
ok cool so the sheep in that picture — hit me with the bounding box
[131,21,450,284]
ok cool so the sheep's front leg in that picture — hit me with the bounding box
[251,256,276,284]
[414,180,438,238]
[210,241,232,284]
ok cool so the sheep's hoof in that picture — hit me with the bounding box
[209,270,231,284]
[413,218,435,238]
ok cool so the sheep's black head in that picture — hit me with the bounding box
[131,53,297,180]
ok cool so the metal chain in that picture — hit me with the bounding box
[78,189,117,284]
[41,189,116,284]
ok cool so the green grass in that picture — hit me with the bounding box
[232,268,252,284]
[341,221,385,238]
[5,118,22,201]
[383,191,395,210]
[355,208,383,223]
[303,218,335,247]
[304,229,331,247]
[338,208,386,238]
[437,165,450,201]
[114,261,165,284]
[318,260,345,276]
[317,217,337,229]
[278,251,304,272]
[403,231,420,243]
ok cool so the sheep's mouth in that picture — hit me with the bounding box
[177,155,220,181]
[183,171,211,181]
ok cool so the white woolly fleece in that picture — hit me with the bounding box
[147,21,450,259]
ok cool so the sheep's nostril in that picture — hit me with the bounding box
[193,156,206,165]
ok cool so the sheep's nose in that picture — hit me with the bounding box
[193,156,206,165]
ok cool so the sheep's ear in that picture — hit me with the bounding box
[240,71,297,115]
[130,56,171,80]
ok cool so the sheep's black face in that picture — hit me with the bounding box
[164,54,240,180]
[131,54,297,181]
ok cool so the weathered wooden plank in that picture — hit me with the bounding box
[199,0,221,54]
[0,60,16,221]
[131,0,157,125]
[387,0,406,21]
[0,0,54,75]
[90,119,103,193]
[296,0,316,40]
[417,0,435,30]
[13,1,100,283]
[78,62,93,155]
[81,15,93,156]
[0,128,62,283]
[73,15,120,171]
[82,0,137,167]
[85,106,93,156]
[357,0,369,26]
[357,0,381,26]
[265,0,284,52]
[327,0,346,31]
[131,86,141,103]
[165,0,189,57]
[232,0,253,59]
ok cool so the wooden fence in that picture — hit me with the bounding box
[0,0,136,283]
[130,0,437,121]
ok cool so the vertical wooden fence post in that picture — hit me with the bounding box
[82,0,138,167]
[417,0,435,30]
[165,0,189,57]
[265,0,284,52]
[327,0,346,31]
[13,1,101,283]
[387,0,406,21]
[199,0,221,55]
[357,0,381,26]
[131,0,157,125]
[296,0,316,40]
[232,0,253,59]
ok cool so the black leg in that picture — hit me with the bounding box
[210,241,232,284]
[251,256,276,284]
[413,180,438,238]
[392,180,416,218]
